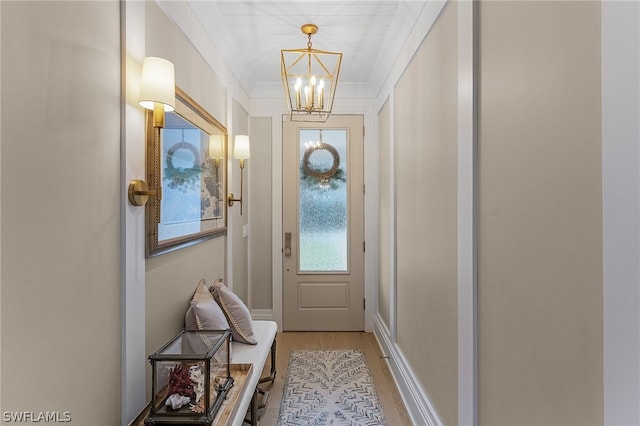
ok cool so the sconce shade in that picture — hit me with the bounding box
[281,24,342,122]
[229,135,250,215]
[234,135,250,160]
[138,57,175,112]
[209,134,224,158]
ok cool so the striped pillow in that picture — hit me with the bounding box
[211,279,257,345]
[185,278,229,331]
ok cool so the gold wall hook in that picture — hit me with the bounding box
[128,179,161,206]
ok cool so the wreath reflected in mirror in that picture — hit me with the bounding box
[300,141,345,190]
[164,141,202,192]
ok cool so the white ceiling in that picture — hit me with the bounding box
[184,1,428,98]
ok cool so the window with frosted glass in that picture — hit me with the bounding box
[298,129,348,272]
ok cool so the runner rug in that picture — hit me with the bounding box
[278,349,387,426]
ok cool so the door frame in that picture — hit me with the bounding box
[271,106,378,332]
[281,116,365,331]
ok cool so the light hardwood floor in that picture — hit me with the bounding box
[257,331,412,425]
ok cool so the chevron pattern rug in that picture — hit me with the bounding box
[278,349,387,426]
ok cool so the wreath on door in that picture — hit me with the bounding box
[301,142,345,190]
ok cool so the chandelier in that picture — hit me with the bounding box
[281,24,342,122]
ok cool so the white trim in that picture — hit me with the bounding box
[602,1,640,424]
[250,309,274,321]
[457,1,478,425]
[121,1,148,424]
[388,90,397,343]
[0,0,3,411]
[359,101,379,333]
[271,104,286,331]
[226,97,235,291]
[374,315,442,426]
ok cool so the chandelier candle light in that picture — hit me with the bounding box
[281,24,342,122]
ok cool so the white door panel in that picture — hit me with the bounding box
[283,115,364,331]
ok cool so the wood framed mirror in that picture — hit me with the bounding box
[145,87,227,257]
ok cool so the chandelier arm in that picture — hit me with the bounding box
[284,47,338,55]
[311,54,334,78]
[285,52,307,73]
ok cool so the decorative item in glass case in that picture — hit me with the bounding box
[145,329,232,425]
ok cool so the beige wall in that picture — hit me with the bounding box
[248,117,273,310]
[1,1,626,424]
[478,1,603,424]
[394,2,458,424]
[230,100,250,301]
[141,0,230,399]
[0,1,121,424]
[377,99,392,329]
[145,240,226,396]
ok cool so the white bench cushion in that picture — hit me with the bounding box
[229,320,277,425]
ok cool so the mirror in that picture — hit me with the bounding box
[145,87,227,257]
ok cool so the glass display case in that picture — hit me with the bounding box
[145,329,233,425]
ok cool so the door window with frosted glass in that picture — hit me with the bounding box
[298,129,348,272]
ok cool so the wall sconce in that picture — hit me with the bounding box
[209,134,224,169]
[138,56,175,128]
[208,135,224,197]
[227,135,250,215]
[128,57,175,207]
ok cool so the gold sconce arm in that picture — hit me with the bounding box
[228,135,249,216]
[228,164,244,215]
[227,192,243,215]
[128,179,162,206]
[152,103,165,128]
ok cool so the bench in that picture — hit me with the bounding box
[229,320,278,425]
[131,320,277,426]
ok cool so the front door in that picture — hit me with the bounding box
[282,115,364,331]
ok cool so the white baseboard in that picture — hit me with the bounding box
[250,309,274,320]
[373,315,442,426]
